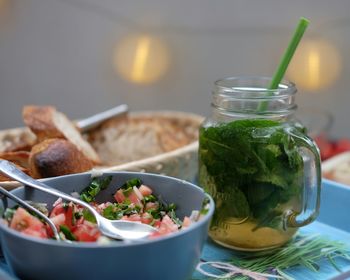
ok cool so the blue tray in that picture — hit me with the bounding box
[1,179,350,280]
[193,179,350,280]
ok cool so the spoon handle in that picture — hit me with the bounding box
[0,186,61,241]
[0,160,101,223]
[76,104,128,132]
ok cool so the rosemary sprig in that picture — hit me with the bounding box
[229,234,350,280]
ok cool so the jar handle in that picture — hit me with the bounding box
[284,128,322,228]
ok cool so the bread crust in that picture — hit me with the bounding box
[23,105,100,164]
[29,138,94,178]
[23,106,63,141]
[0,151,30,169]
[87,114,198,166]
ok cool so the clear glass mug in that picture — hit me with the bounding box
[198,77,321,251]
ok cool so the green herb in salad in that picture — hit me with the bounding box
[121,178,142,190]
[59,225,77,241]
[80,175,112,202]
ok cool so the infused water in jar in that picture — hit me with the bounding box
[198,77,321,251]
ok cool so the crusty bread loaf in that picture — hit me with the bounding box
[0,151,30,169]
[87,113,198,166]
[0,127,36,153]
[29,138,94,178]
[23,105,100,164]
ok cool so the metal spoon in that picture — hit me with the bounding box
[77,104,128,132]
[0,186,61,241]
[0,160,157,240]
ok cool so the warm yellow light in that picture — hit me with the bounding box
[113,34,170,84]
[0,0,10,17]
[287,38,341,92]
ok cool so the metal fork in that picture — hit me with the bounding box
[0,187,61,241]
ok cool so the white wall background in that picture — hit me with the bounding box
[0,0,349,138]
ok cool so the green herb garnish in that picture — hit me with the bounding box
[168,209,182,228]
[80,176,112,202]
[143,194,157,203]
[121,178,142,190]
[59,225,77,241]
[82,208,96,223]
[3,207,17,222]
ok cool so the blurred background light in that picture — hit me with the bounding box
[113,34,170,85]
[0,0,10,19]
[287,38,341,92]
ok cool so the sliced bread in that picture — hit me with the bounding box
[29,138,94,178]
[23,105,100,164]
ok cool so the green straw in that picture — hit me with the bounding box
[258,17,309,112]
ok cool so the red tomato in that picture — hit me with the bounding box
[334,138,350,155]
[314,136,335,160]
[121,214,142,222]
[182,216,191,228]
[10,208,48,238]
[141,213,153,224]
[114,189,125,203]
[145,202,159,211]
[151,215,178,238]
[50,202,75,230]
[114,189,143,207]
[49,203,66,218]
[128,191,142,207]
[72,221,100,242]
[139,185,153,196]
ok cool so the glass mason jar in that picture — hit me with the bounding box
[198,76,321,251]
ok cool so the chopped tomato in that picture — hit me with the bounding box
[50,213,66,228]
[139,185,152,196]
[151,215,178,238]
[122,214,141,222]
[49,203,66,218]
[114,189,125,203]
[72,221,100,242]
[127,191,142,207]
[182,216,191,228]
[141,212,153,224]
[145,202,159,211]
[50,202,75,230]
[114,188,143,207]
[10,208,48,238]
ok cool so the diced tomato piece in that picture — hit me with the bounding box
[153,219,161,228]
[139,185,152,196]
[145,202,159,211]
[121,214,142,222]
[47,213,66,237]
[151,215,178,238]
[50,202,75,230]
[22,228,48,239]
[128,191,142,207]
[50,213,66,228]
[72,221,100,242]
[141,212,153,224]
[49,203,65,218]
[10,208,48,238]
[114,189,125,203]
[64,204,75,230]
[182,216,191,228]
